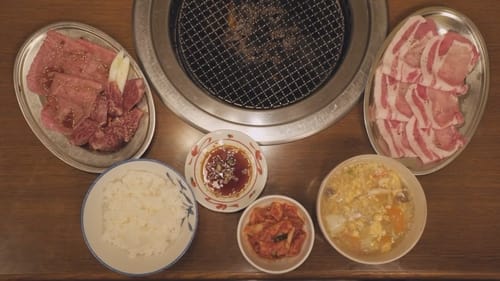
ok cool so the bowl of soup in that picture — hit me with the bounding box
[316,154,427,264]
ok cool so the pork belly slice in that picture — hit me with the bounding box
[405,116,464,164]
[122,78,145,112]
[405,84,464,129]
[40,73,102,135]
[434,125,466,152]
[375,119,416,158]
[420,31,480,94]
[380,15,438,83]
[27,30,116,96]
[373,68,413,122]
[88,108,144,152]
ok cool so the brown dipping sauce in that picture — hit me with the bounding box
[202,144,252,197]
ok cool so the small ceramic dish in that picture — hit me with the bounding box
[81,159,197,276]
[185,129,267,213]
[237,195,315,274]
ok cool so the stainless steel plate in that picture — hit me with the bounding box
[13,22,156,173]
[363,7,489,175]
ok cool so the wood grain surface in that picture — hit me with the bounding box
[1,0,499,280]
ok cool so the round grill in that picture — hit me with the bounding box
[175,0,350,110]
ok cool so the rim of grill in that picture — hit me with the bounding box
[175,0,351,110]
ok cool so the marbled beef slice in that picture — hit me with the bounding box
[122,78,145,112]
[40,73,102,135]
[27,30,116,96]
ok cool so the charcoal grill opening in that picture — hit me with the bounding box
[175,0,351,110]
[133,0,388,144]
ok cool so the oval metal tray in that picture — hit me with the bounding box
[363,7,489,175]
[13,22,156,173]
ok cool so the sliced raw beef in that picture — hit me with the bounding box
[88,108,144,151]
[89,93,108,126]
[380,15,438,83]
[75,37,116,65]
[122,78,145,112]
[105,81,123,117]
[109,108,144,142]
[40,73,102,135]
[70,118,99,146]
[373,69,413,122]
[405,116,464,164]
[405,85,464,129]
[40,95,73,135]
[420,31,480,94]
[27,31,146,153]
[88,128,124,152]
[27,30,116,96]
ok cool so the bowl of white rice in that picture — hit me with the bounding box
[81,159,198,276]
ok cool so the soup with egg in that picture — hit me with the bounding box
[319,161,414,255]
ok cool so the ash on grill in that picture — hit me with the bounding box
[176,0,350,109]
[225,1,301,66]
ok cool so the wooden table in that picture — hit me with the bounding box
[1,0,499,280]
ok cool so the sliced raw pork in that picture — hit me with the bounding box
[373,68,413,122]
[380,15,438,83]
[27,30,116,96]
[405,84,464,129]
[372,15,479,165]
[405,116,465,164]
[420,31,480,94]
[375,119,416,158]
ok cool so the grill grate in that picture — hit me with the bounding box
[176,0,350,110]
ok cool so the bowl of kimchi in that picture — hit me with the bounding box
[316,154,427,264]
[237,195,315,274]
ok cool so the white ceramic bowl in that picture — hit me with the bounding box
[237,195,315,274]
[185,129,268,213]
[81,159,198,276]
[316,154,427,264]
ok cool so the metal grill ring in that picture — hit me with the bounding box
[176,0,350,110]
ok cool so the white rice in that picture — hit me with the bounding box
[101,169,185,258]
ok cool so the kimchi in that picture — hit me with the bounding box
[244,201,306,259]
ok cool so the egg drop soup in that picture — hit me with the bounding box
[320,161,414,255]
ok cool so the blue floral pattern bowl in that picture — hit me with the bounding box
[81,159,198,276]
